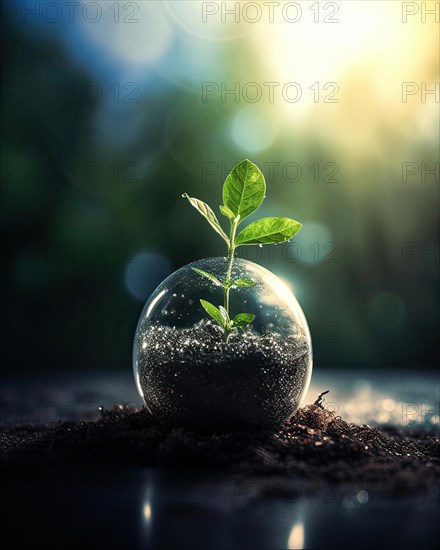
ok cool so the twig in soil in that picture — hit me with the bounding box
[314,390,330,408]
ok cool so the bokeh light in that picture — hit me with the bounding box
[230,106,278,153]
[79,1,173,66]
[125,252,172,302]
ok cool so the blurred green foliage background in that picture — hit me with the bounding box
[1,1,438,373]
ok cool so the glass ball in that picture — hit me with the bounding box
[133,257,312,431]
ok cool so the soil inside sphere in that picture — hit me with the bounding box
[137,319,311,431]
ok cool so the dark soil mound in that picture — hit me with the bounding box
[1,404,438,495]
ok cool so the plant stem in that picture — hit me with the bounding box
[222,219,238,341]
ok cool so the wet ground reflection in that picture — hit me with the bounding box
[2,448,438,548]
[138,469,438,549]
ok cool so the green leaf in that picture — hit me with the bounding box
[222,160,266,222]
[219,205,235,221]
[182,193,229,244]
[192,268,223,287]
[236,217,302,246]
[232,313,255,328]
[200,300,225,327]
[232,278,256,287]
[218,305,230,326]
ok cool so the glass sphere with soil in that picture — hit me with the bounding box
[133,160,313,431]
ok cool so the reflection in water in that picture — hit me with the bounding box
[143,502,152,522]
[140,474,154,548]
[138,469,438,549]
[287,521,305,550]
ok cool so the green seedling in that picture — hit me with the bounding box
[183,159,302,341]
